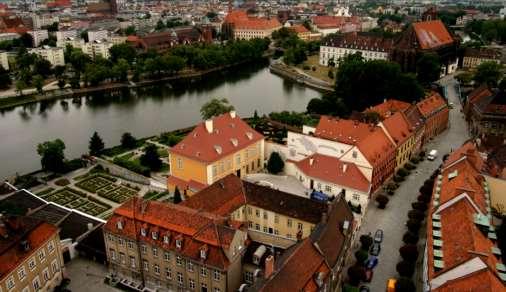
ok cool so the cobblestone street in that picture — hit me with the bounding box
[357,76,471,290]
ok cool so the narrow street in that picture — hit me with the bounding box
[356,76,471,290]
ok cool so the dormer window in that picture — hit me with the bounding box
[200,246,208,260]
[163,235,169,244]
[116,221,123,230]
[152,231,158,240]
[176,239,182,249]
[141,228,147,237]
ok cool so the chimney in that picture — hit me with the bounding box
[205,119,213,133]
[264,255,274,279]
[230,111,236,118]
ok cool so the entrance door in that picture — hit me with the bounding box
[310,179,314,189]
[236,169,241,177]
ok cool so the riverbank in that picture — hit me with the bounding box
[0,56,271,110]
[269,62,335,92]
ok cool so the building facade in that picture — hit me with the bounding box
[29,47,65,66]
[222,10,281,40]
[168,112,264,196]
[28,30,49,47]
[87,30,108,43]
[462,48,501,69]
[0,216,65,292]
[379,111,416,170]
[465,86,506,139]
[417,92,449,143]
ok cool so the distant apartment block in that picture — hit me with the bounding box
[0,32,20,42]
[56,30,77,44]
[87,30,108,43]
[32,14,59,29]
[28,30,49,47]
[29,47,65,66]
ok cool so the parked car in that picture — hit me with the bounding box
[427,149,438,161]
[449,102,454,109]
[366,256,378,269]
[386,278,397,292]
[370,242,381,256]
[359,285,370,292]
[374,229,384,243]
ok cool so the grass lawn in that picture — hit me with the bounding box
[296,54,337,84]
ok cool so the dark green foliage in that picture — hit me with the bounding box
[89,131,105,156]
[408,210,424,221]
[412,202,428,212]
[267,152,284,174]
[473,61,503,86]
[407,219,421,233]
[403,231,419,245]
[375,194,389,209]
[347,264,366,286]
[159,132,183,147]
[37,139,66,173]
[396,261,415,277]
[173,187,182,204]
[200,98,234,120]
[399,244,419,262]
[498,219,506,263]
[121,132,137,149]
[360,234,373,250]
[416,53,441,86]
[465,18,506,44]
[397,168,409,177]
[268,111,314,127]
[113,156,150,177]
[395,277,416,292]
[140,144,163,171]
[355,249,369,264]
[0,66,11,89]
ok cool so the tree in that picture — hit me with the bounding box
[498,218,506,263]
[155,19,166,30]
[347,264,366,286]
[89,132,105,156]
[375,194,389,209]
[354,249,369,265]
[416,53,441,86]
[140,144,163,171]
[173,187,182,204]
[33,75,44,95]
[360,234,374,250]
[408,209,424,221]
[327,69,334,79]
[474,61,503,86]
[109,43,137,64]
[15,79,27,96]
[57,78,66,89]
[200,98,235,120]
[0,66,11,89]
[455,71,473,86]
[37,139,66,172]
[396,261,415,277]
[19,33,33,47]
[412,202,428,212]
[399,244,419,262]
[403,231,419,245]
[395,277,416,292]
[267,152,284,174]
[125,26,136,36]
[407,219,421,233]
[284,45,307,65]
[112,58,129,82]
[121,132,137,149]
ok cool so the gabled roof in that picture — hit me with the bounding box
[293,153,370,193]
[170,112,264,163]
[224,10,281,30]
[412,20,454,50]
[288,24,309,34]
[381,111,413,146]
[311,15,359,29]
[365,99,411,119]
[314,116,395,166]
[416,91,447,118]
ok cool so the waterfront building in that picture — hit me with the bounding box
[319,32,393,66]
[0,216,65,292]
[167,111,264,196]
[465,85,506,140]
[222,10,281,40]
[416,92,449,143]
[28,30,49,47]
[29,47,65,67]
[310,15,360,36]
[423,142,506,291]
[462,48,502,69]
[0,51,8,70]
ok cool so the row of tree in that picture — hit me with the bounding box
[272,27,320,65]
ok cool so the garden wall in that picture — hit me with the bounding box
[96,158,150,185]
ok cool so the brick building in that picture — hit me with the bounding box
[222,10,281,40]
[416,92,449,143]
[465,85,506,140]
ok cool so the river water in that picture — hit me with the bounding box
[0,61,320,179]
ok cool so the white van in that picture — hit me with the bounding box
[427,150,438,161]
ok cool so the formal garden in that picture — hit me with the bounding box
[75,174,138,203]
[37,187,111,216]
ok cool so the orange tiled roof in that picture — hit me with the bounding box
[0,217,58,280]
[288,24,309,34]
[433,268,504,291]
[311,15,359,29]
[314,116,395,166]
[293,153,370,192]
[224,10,281,30]
[381,111,413,146]
[103,198,239,269]
[412,20,454,49]
[416,91,447,118]
[170,112,264,163]
[366,99,411,118]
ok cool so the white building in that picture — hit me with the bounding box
[28,30,49,47]
[319,33,393,66]
[0,52,9,70]
[29,47,65,67]
[32,14,59,29]
[0,33,20,42]
[56,30,78,43]
[87,30,108,43]
[82,41,114,59]
[56,38,85,49]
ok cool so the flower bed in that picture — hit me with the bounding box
[40,187,111,216]
[76,175,116,193]
[97,186,137,203]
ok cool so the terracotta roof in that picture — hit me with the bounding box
[103,198,240,269]
[403,104,425,131]
[323,33,394,52]
[0,216,58,280]
[288,24,309,34]
[293,153,370,193]
[468,85,493,105]
[311,15,359,29]
[416,91,448,118]
[412,20,454,49]
[224,10,281,30]
[381,111,413,146]
[366,99,411,119]
[170,112,264,163]
[433,268,505,291]
[314,116,395,166]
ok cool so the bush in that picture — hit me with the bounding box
[63,159,85,173]
[399,244,419,262]
[54,178,70,186]
[113,156,150,177]
[396,260,415,277]
[408,209,425,221]
[407,219,421,233]
[387,189,395,196]
[397,168,409,177]
[360,234,374,250]
[386,182,399,190]
[410,156,419,164]
[347,264,366,286]
[402,231,419,245]
[376,194,389,209]
[395,277,416,292]
[405,163,416,170]
[412,202,428,212]
[267,152,284,174]
[393,175,405,183]
[418,194,431,204]
[303,65,310,70]
[355,249,369,265]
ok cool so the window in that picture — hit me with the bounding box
[214,288,221,292]
[213,270,221,281]
[128,241,134,249]
[110,249,116,261]
[141,245,147,254]
[201,283,208,291]
[152,247,158,257]
[38,249,46,262]
[151,231,158,240]
[255,209,260,217]
[154,264,160,275]
[287,233,292,239]
[287,219,292,228]
[143,260,149,271]
[247,207,252,214]
[47,240,55,253]
[176,256,183,266]
[163,235,169,244]
[6,276,15,290]
[187,261,194,272]
[117,238,124,246]
[298,223,303,231]
[263,211,268,220]
[255,223,260,231]
[263,226,268,233]
[176,239,182,249]
[236,154,241,165]
[140,228,146,237]
[245,271,254,283]
[177,272,183,286]
[130,256,136,268]
[51,259,59,273]
[352,193,360,201]
[274,215,279,223]
[18,266,26,281]
[120,252,126,264]
[107,234,113,241]
[189,278,195,290]
[28,258,36,271]
[201,267,208,277]
[212,165,217,177]
[274,229,279,235]
[325,185,332,192]
[164,252,170,262]
[43,267,50,281]
[32,276,41,291]
[166,268,172,280]
[177,158,183,169]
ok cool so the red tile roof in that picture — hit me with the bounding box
[311,15,359,29]
[170,112,264,163]
[314,116,395,166]
[366,99,411,119]
[288,24,309,34]
[381,111,413,146]
[416,91,447,118]
[433,268,504,291]
[225,10,281,30]
[412,20,454,50]
[0,217,58,280]
[103,198,240,269]
[293,153,370,192]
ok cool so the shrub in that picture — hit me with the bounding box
[393,175,405,183]
[267,152,284,174]
[408,209,425,221]
[412,202,428,212]
[418,194,431,204]
[405,163,416,170]
[311,66,316,71]
[410,156,419,164]
[376,194,389,209]
[395,277,416,292]
[402,231,419,245]
[355,249,369,265]
[347,264,366,286]
[113,156,150,177]
[387,189,395,196]
[54,178,70,186]
[419,150,426,157]
[396,260,415,277]
[303,65,310,70]
[386,182,399,190]
[63,159,85,173]
[342,284,359,292]
[407,219,421,233]
[360,234,373,251]
[399,244,419,262]
[397,168,409,177]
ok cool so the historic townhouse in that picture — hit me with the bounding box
[462,48,501,69]
[465,85,506,140]
[416,92,449,143]
[103,198,248,292]
[423,143,506,291]
[379,111,416,170]
[222,10,281,40]
[168,111,264,196]
[0,216,64,292]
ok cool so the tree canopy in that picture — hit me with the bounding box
[140,144,163,171]
[473,61,503,87]
[121,132,137,149]
[416,53,441,86]
[37,139,66,172]
[267,152,284,174]
[200,98,235,120]
[89,131,105,156]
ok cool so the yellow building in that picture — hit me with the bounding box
[379,111,416,170]
[168,111,264,196]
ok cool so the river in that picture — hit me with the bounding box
[0,61,320,179]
